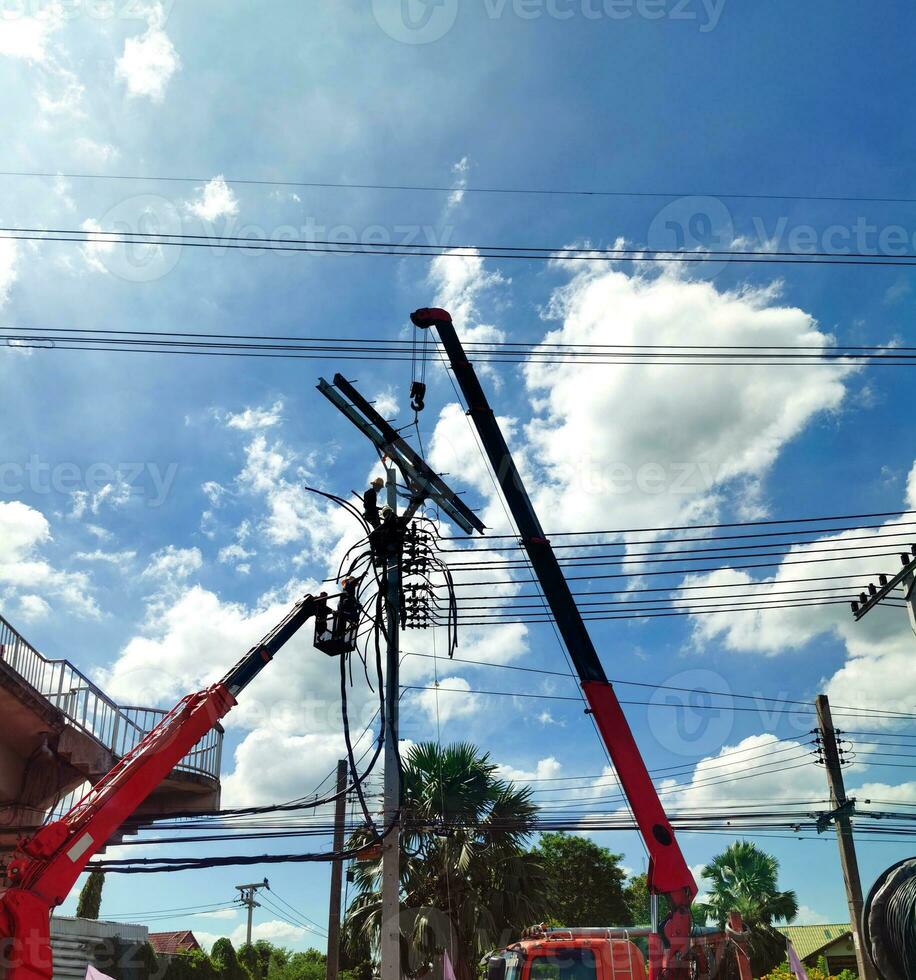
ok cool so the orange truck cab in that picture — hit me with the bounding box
[487,930,649,980]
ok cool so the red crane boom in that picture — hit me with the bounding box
[0,593,329,980]
[410,308,744,980]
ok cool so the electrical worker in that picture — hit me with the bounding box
[363,476,385,528]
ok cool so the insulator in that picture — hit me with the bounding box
[869,583,878,596]
[879,574,889,587]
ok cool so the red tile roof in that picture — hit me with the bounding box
[148,931,201,955]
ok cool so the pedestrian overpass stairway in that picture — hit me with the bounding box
[0,612,223,854]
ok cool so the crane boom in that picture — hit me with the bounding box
[0,593,328,980]
[411,308,697,980]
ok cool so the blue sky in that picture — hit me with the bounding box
[2,0,916,953]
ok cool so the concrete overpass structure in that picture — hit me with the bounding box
[0,612,223,853]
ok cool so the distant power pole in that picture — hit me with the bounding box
[815,695,877,980]
[235,879,269,947]
[326,759,348,980]
[380,466,401,980]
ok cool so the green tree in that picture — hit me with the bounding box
[283,950,326,980]
[210,939,248,980]
[532,832,632,927]
[164,950,217,980]
[624,873,651,926]
[697,841,798,976]
[76,870,105,919]
[236,944,261,980]
[344,742,548,980]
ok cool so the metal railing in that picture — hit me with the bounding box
[0,613,222,781]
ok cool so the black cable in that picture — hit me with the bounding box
[8,168,916,205]
[15,229,916,269]
[442,509,916,541]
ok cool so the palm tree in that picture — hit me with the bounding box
[343,742,548,980]
[697,841,798,976]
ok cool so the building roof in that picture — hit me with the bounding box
[777,924,851,961]
[148,931,202,955]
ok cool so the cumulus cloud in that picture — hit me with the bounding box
[372,386,399,419]
[142,545,202,584]
[236,433,332,552]
[427,249,510,379]
[78,218,115,274]
[0,239,19,306]
[446,156,470,212]
[187,176,240,222]
[523,269,852,536]
[0,500,98,617]
[73,549,136,566]
[676,500,916,718]
[196,920,311,953]
[0,5,63,61]
[225,401,283,431]
[115,3,179,101]
[411,676,477,725]
[17,594,51,621]
[218,543,254,565]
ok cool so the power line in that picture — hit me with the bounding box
[5,169,916,205]
[11,228,916,270]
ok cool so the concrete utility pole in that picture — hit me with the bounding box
[316,373,482,980]
[326,759,348,980]
[815,695,877,980]
[381,466,401,980]
[235,879,269,946]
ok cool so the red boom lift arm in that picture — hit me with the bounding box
[410,309,699,980]
[0,593,329,980]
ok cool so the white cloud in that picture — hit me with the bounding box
[446,156,470,212]
[74,137,119,164]
[0,501,99,617]
[222,728,354,807]
[496,756,564,784]
[115,4,179,101]
[0,239,19,306]
[78,218,115,274]
[196,920,311,953]
[0,5,63,62]
[662,734,821,808]
[794,906,830,926]
[906,461,916,510]
[202,481,226,506]
[141,546,203,591]
[0,500,51,560]
[194,908,239,921]
[237,433,332,551]
[523,269,852,536]
[412,676,477,725]
[18,594,51,621]
[676,501,916,719]
[372,386,399,419]
[428,249,509,361]
[853,781,916,805]
[217,543,255,567]
[225,401,283,431]
[187,176,239,222]
[73,549,136,566]
[69,475,133,518]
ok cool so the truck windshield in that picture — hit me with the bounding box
[528,949,597,980]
